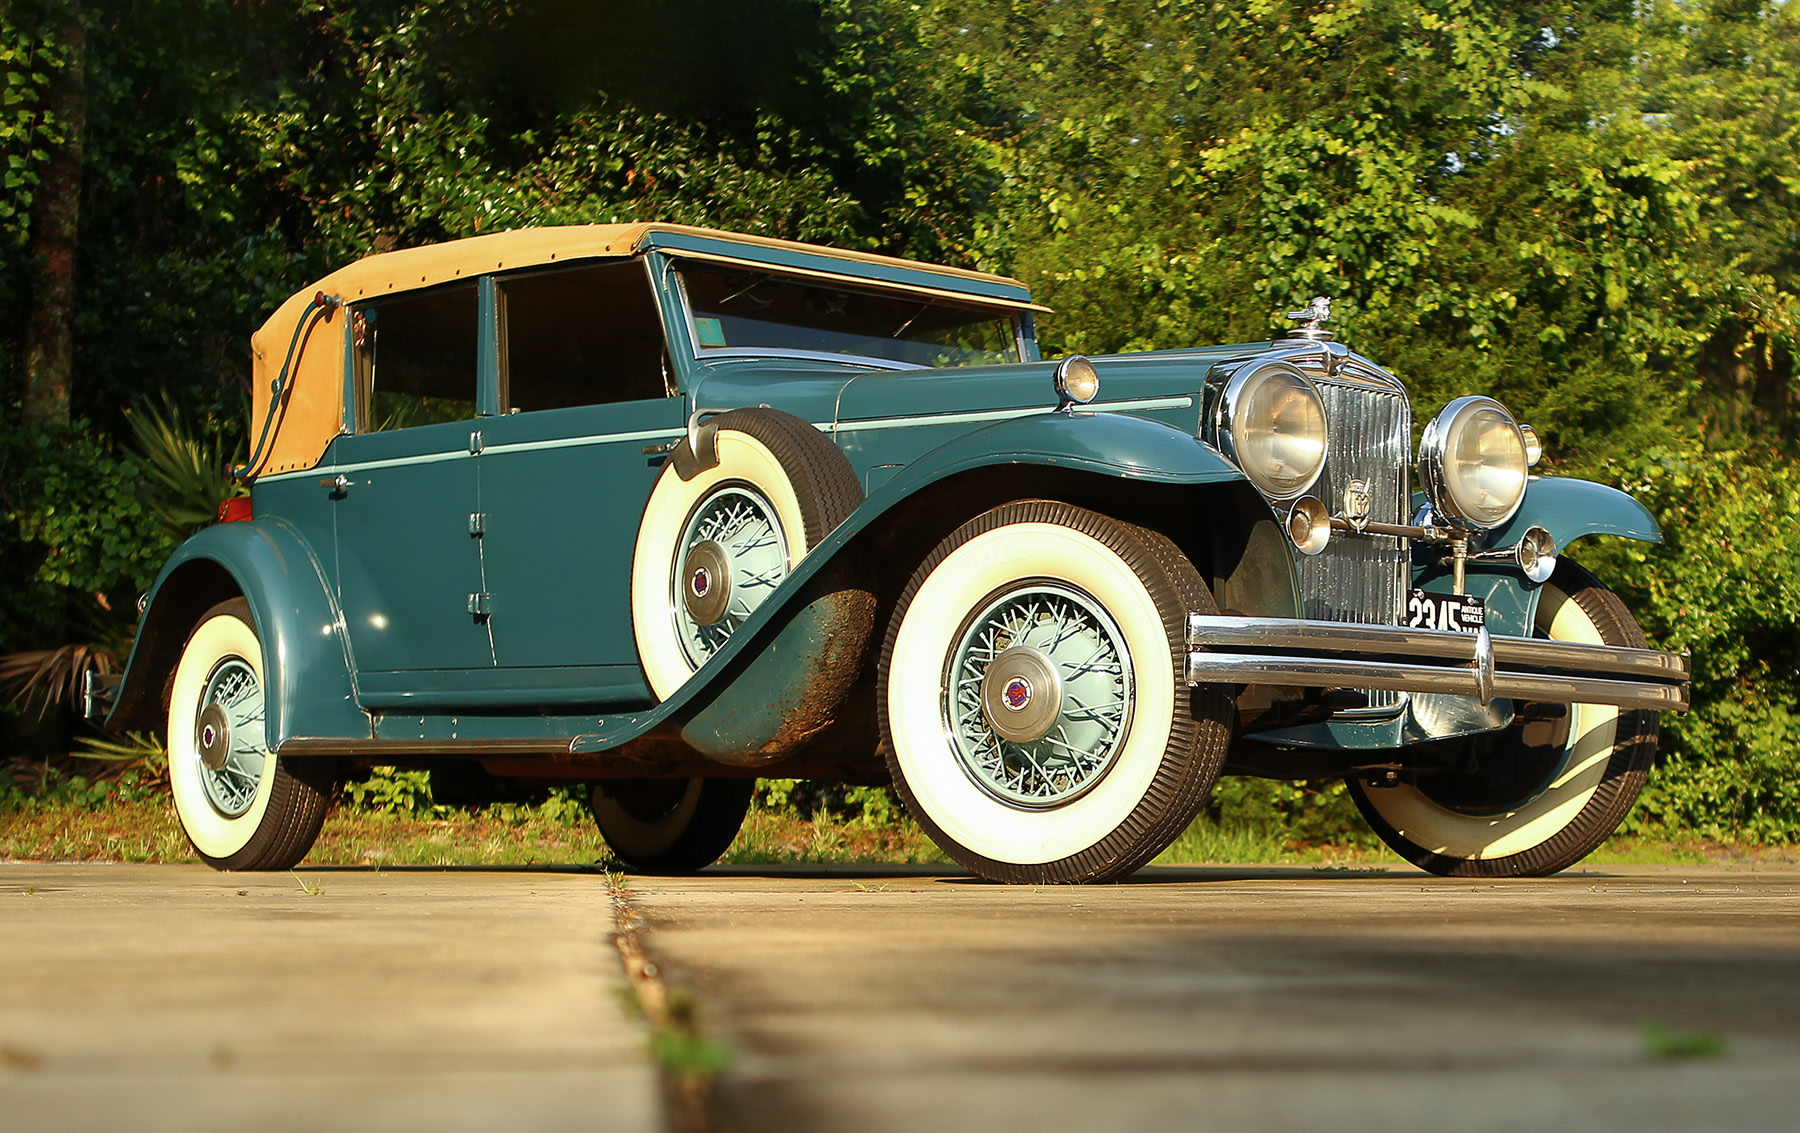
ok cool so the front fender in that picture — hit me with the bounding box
[107,519,366,749]
[580,411,1253,758]
[1488,476,1661,550]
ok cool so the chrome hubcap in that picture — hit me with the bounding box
[195,658,266,818]
[673,484,789,666]
[680,540,733,626]
[979,646,1063,743]
[946,582,1134,809]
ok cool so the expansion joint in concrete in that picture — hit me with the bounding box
[608,874,729,1133]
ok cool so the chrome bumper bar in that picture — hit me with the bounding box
[1185,615,1690,713]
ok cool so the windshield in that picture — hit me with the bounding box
[677,263,1021,368]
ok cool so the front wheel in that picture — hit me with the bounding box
[589,778,754,873]
[879,501,1232,884]
[1350,562,1659,877]
[167,599,328,871]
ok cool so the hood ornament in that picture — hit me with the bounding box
[1284,296,1333,341]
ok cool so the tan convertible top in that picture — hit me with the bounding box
[246,224,1034,478]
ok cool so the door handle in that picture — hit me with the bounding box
[320,474,350,492]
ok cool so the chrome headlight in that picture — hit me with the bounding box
[1218,362,1328,500]
[1418,396,1529,529]
[1053,355,1099,406]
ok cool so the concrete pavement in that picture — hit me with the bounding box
[6,860,1797,1133]
[630,864,1800,1133]
[0,864,658,1133]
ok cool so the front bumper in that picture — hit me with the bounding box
[1185,615,1689,713]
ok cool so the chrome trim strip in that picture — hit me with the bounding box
[825,395,1193,434]
[484,427,687,459]
[256,426,692,481]
[1184,614,1690,712]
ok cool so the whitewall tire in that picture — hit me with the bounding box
[167,599,327,870]
[1351,562,1659,877]
[879,501,1231,884]
[631,409,862,700]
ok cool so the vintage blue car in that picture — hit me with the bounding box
[90,224,1689,882]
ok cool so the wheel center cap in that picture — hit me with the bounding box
[197,703,232,771]
[680,539,733,626]
[980,647,1064,743]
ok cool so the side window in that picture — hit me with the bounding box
[499,261,670,413]
[354,283,478,431]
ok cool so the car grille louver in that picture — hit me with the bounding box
[1299,378,1411,713]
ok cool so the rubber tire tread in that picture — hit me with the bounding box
[878,500,1231,885]
[1350,561,1658,878]
[707,408,863,552]
[183,599,329,872]
[597,778,755,874]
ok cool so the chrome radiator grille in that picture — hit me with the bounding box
[1299,378,1411,710]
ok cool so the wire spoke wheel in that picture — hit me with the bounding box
[947,583,1133,808]
[167,599,327,871]
[195,658,268,818]
[672,484,790,666]
[880,500,1231,884]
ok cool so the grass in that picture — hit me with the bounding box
[1,794,1792,869]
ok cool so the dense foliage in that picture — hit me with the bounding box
[1,0,1795,839]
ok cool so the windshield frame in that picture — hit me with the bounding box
[670,260,1029,371]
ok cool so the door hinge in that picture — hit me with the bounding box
[467,592,491,617]
[468,512,485,536]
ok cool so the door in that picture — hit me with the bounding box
[331,282,494,691]
[476,260,685,704]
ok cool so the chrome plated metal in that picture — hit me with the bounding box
[680,540,733,626]
[672,485,789,666]
[1472,625,1494,705]
[1417,395,1529,531]
[1183,613,1691,712]
[1286,496,1332,556]
[979,646,1065,743]
[1299,377,1411,712]
[1520,423,1542,466]
[1053,355,1099,409]
[945,583,1134,809]
[1215,361,1330,501]
[1469,524,1557,584]
[195,657,266,818]
[1284,296,1334,340]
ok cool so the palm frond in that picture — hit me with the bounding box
[73,730,166,765]
[0,643,116,719]
[124,393,245,536]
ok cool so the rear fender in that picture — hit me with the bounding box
[107,520,365,748]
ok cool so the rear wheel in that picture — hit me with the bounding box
[166,599,327,871]
[590,778,754,873]
[879,501,1231,884]
[1350,562,1659,877]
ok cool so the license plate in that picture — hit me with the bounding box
[1406,589,1486,634]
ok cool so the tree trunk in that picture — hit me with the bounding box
[22,12,85,429]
